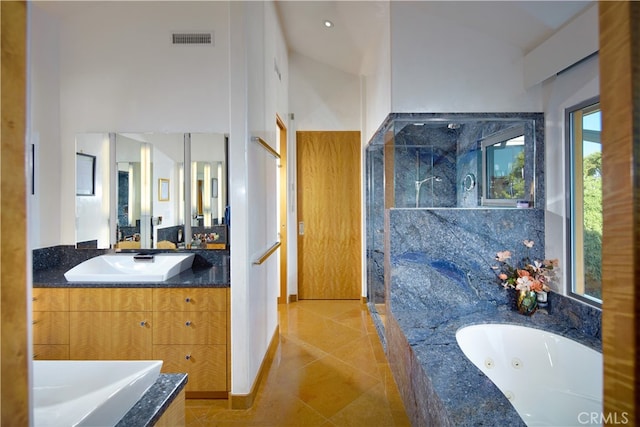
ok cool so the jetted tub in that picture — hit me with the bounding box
[33,360,162,427]
[64,253,195,282]
[456,324,602,427]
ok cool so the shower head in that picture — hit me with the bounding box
[415,175,442,189]
[415,175,442,208]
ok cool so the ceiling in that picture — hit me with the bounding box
[274,0,594,75]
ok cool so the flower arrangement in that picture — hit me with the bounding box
[492,239,559,294]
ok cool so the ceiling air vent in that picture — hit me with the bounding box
[172,32,213,45]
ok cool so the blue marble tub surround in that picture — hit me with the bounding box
[385,208,602,426]
[116,373,187,427]
[364,112,545,319]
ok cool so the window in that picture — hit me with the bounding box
[567,98,602,306]
[481,125,526,206]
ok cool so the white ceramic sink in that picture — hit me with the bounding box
[64,253,195,282]
[33,360,163,427]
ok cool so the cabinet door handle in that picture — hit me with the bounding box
[185,297,191,303]
[140,321,148,327]
[185,321,192,327]
[185,354,191,360]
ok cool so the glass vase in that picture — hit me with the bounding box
[516,290,538,316]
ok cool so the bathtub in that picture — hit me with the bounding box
[33,360,162,426]
[456,324,602,427]
[64,253,195,282]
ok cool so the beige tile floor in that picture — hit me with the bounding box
[185,300,411,426]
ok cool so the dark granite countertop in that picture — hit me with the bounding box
[389,265,602,426]
[33,265,229,288]
[116,373,187,427]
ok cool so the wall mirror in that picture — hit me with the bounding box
[75,132,227,250]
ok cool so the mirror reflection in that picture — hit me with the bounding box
[74,132,227,250]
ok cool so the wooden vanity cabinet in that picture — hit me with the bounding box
[68,288,152,360]
[33,288,69,360]
[152,288,228,397]
[33,286,229,396]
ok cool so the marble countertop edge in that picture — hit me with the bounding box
[116,373,187,427]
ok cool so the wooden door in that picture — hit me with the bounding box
[297,131,361,299]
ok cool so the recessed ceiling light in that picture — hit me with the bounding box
[323,20,333,28]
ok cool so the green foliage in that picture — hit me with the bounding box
[582,150,602,298]
[583,151,602,178]
[493,151,525,199]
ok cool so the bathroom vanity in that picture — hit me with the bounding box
[32,248,230,399]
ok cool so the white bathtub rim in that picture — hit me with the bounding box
[454,321,602,353]
[455,322,602,427]
[33,360,162,427]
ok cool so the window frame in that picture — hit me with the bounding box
[565,96,602,308]
[480,124,527,207]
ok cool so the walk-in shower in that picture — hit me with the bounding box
[365,113,544,344]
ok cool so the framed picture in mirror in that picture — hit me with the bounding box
[76,152,96,196]
[159,178,170,201]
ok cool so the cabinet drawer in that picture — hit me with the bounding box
[69,288,152,311]
[69,312,111,360]
[153,288,226,312]
[33,311,69,345]
[111,311,153,359]
[33,345,69,360]
[111,289,152,311]
[33,288,68,311]
[69,289,113,311]
[152,311,226,345]
[153,344,226,392]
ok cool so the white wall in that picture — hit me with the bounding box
[289,53,362,131]
[31,2,229,247]
[389,2,542,113]
[29,4,61,249]
[362,21,391,143]
[229,1,288,395]
[542,54,599,294]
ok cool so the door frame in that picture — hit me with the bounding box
[277,114,288,304]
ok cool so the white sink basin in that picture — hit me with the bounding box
[64,253,195,282]
[33,360,163,427]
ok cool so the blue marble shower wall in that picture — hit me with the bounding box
[366,113,545,308]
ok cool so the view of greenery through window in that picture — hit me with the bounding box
[581,109,602,300]
[570,102,602,304]
[487,137,525,201]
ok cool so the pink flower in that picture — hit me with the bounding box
[496,250,512,262]
[499,273,508,281]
